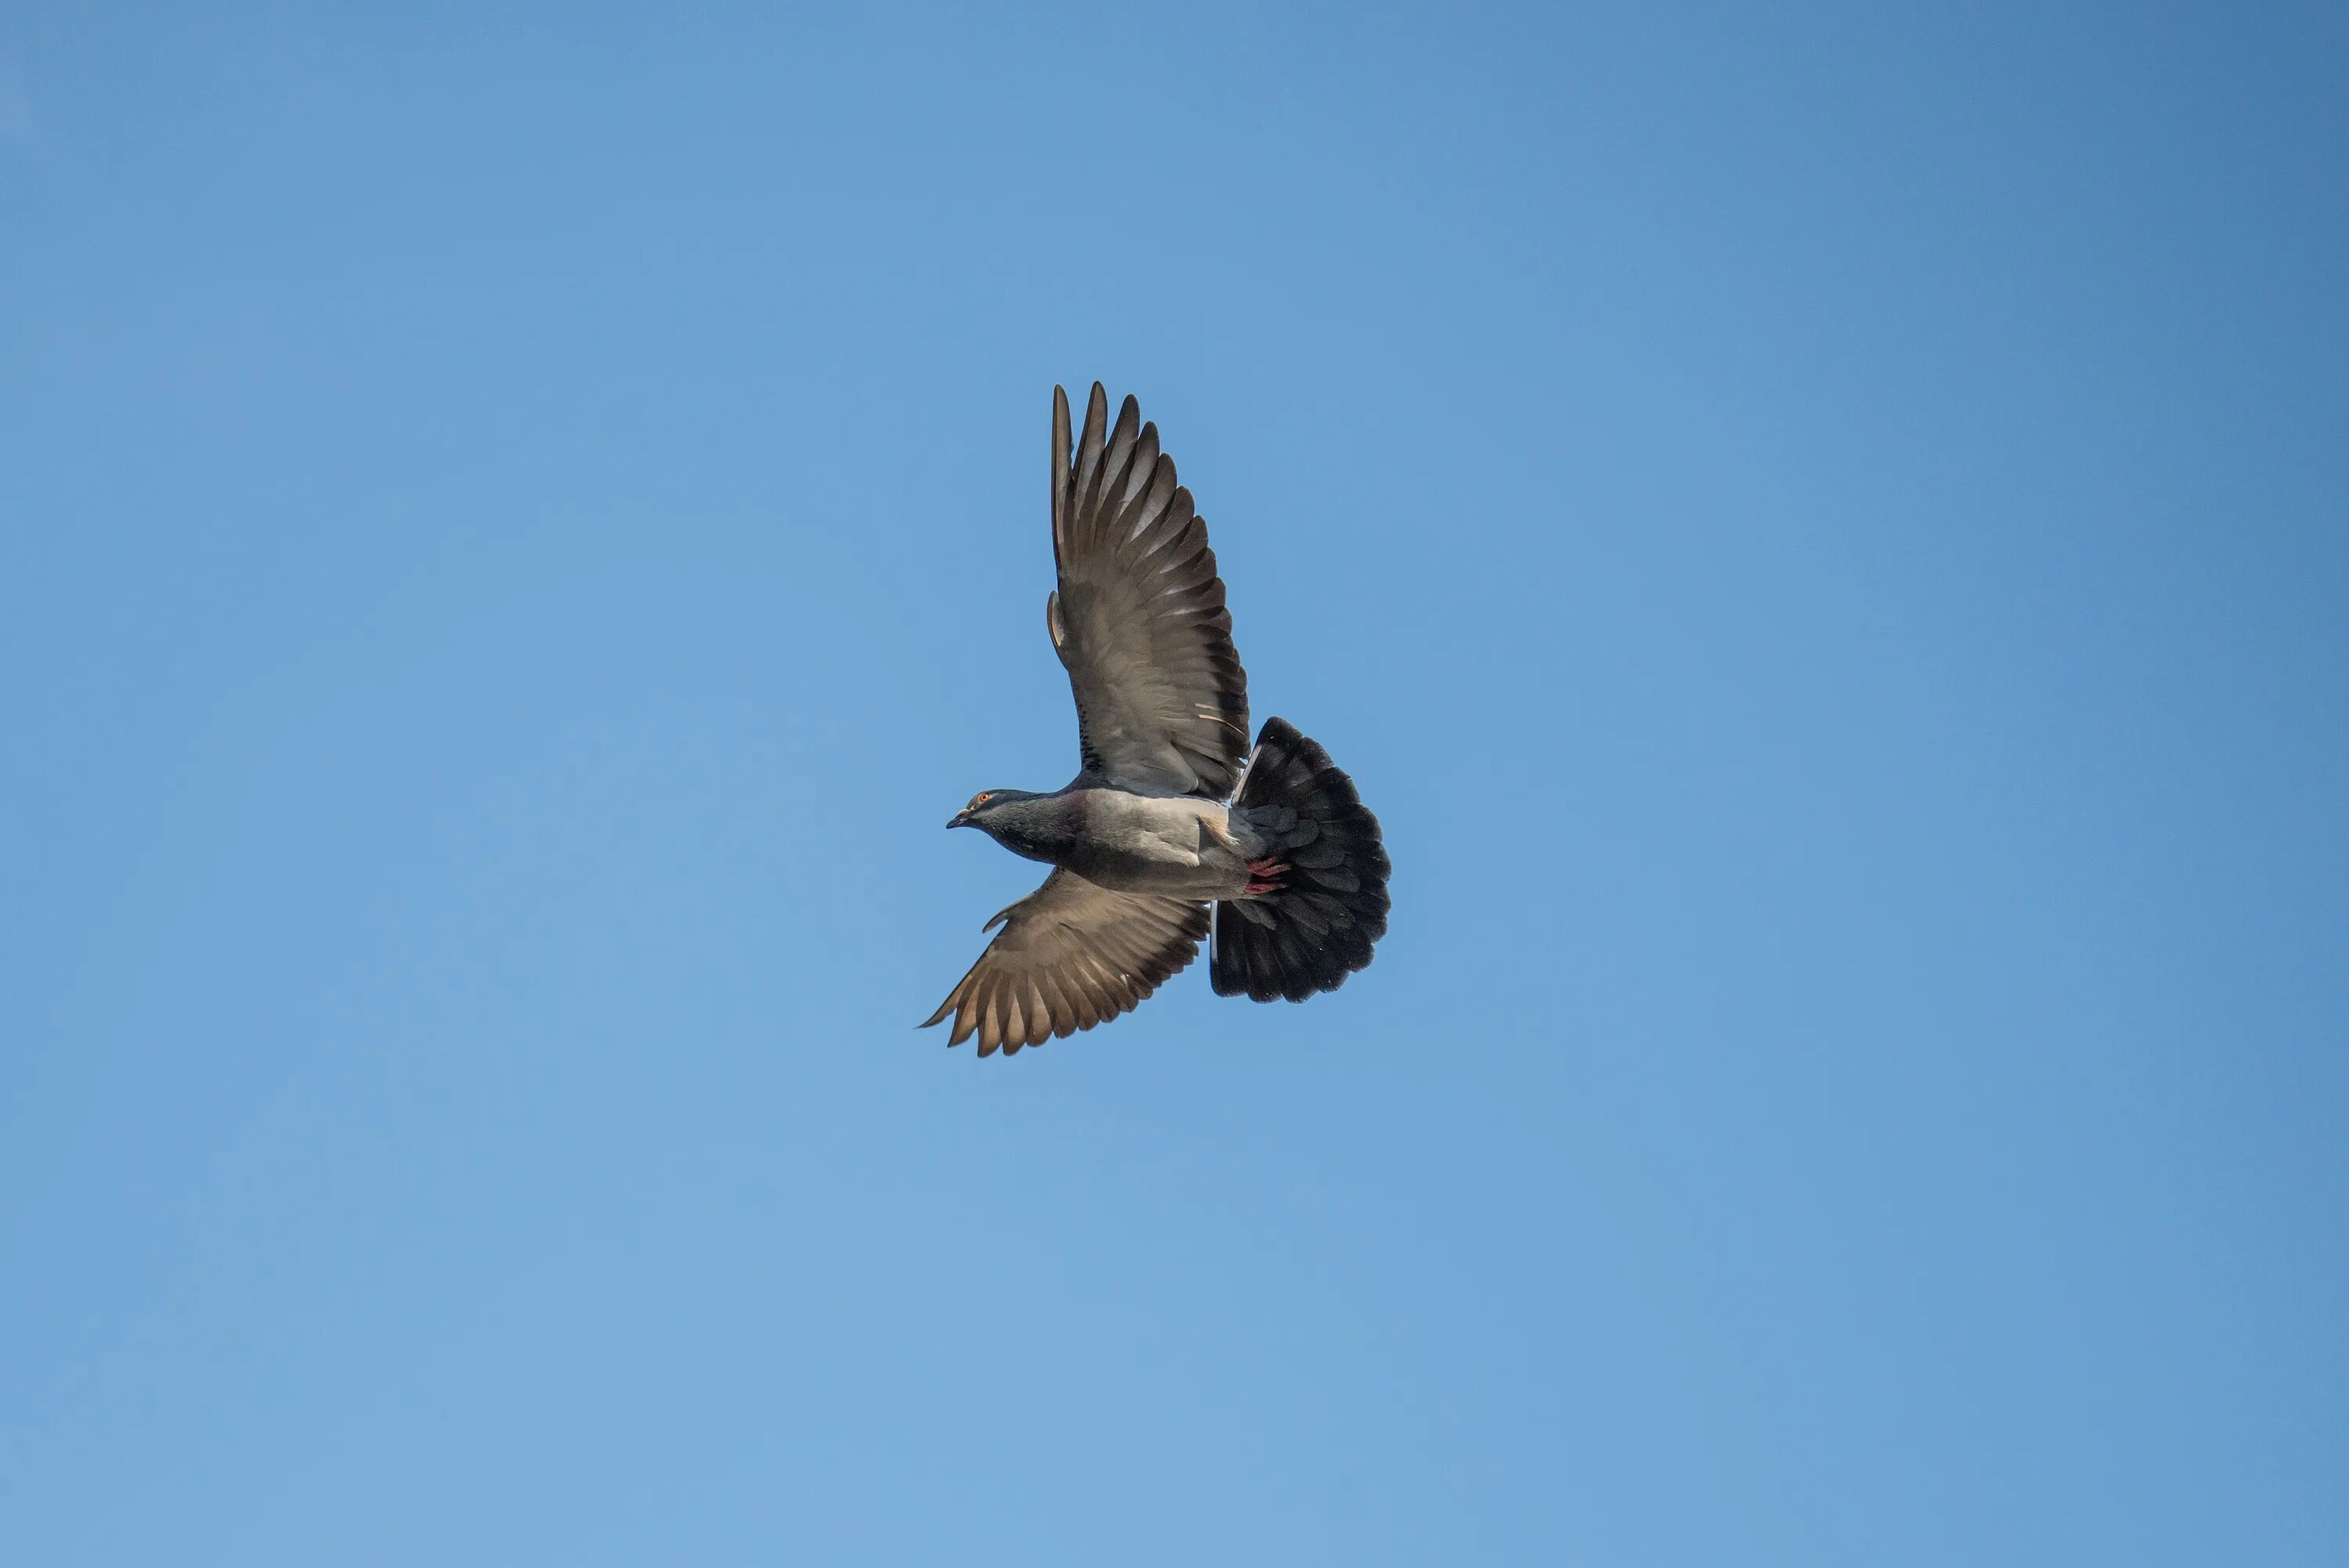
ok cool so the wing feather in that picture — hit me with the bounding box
[1047,384,1250,798]
[922,867,1209,1056]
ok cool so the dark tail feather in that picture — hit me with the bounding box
[1212,717,1391,1003]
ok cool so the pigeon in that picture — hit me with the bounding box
[923,383,1391,1056]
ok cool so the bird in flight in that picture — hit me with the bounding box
[925,383,1391,1056]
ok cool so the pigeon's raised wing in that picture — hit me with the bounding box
[922,867,1209,1057]
[1046,384,1250,799]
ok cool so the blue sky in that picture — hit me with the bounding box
[3,4,2344,1563]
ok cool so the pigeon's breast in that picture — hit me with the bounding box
[1059,789,1252,899]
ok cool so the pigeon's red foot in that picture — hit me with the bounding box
[1243,859,1290,897]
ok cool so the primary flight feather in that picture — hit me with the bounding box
[925,384,1391,1056]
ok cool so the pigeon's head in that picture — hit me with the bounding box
[947,788,1036,831]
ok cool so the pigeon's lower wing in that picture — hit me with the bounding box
[922,867,1209,1056]
[1047,383,1250,799]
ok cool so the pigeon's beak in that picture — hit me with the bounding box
[947,809,973,829]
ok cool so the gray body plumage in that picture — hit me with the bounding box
[960,788,1269,901]
[926,384,1390,1056]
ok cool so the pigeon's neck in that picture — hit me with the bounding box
[984,794,1081,865]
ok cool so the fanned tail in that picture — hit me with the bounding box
[1212,717,1391,1003]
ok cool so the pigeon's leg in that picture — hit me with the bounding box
[1243,859,1290,897]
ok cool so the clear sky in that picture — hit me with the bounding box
[3,5,2344,1563]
